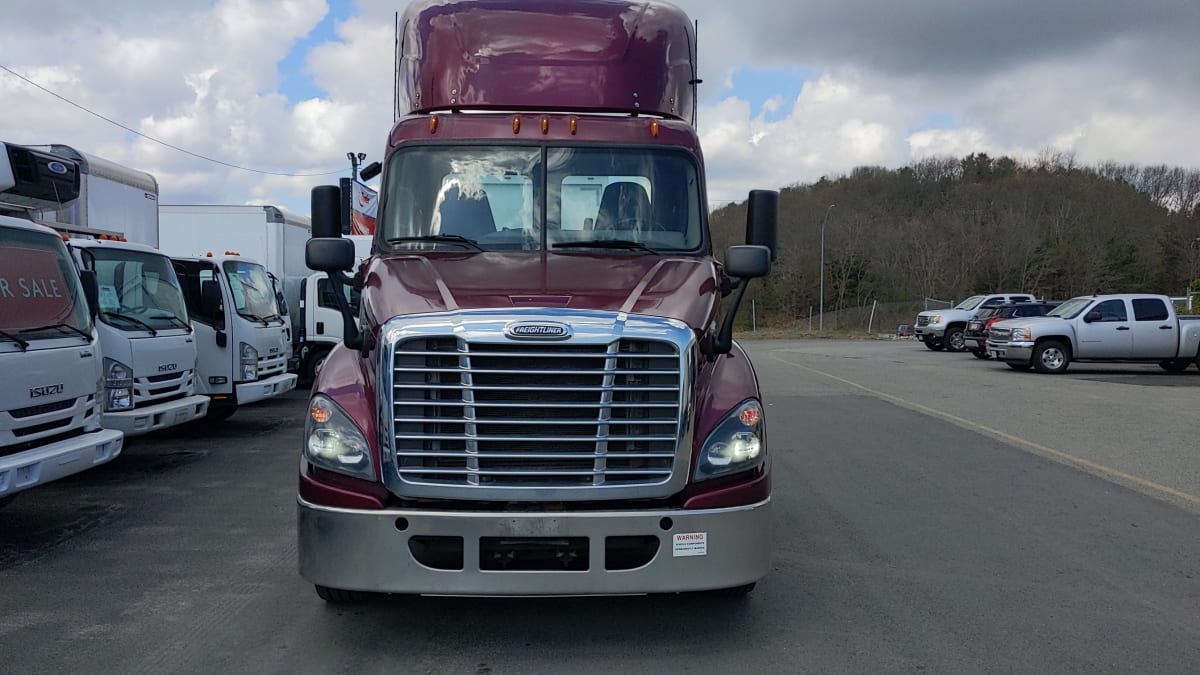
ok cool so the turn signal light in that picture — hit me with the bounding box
[650,120,660,138]
[429,116,439,134]
[512,116,521,134]
[739,406,762,427]
[310,399,333,425]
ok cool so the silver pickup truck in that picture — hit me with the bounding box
[986,294,1200,373]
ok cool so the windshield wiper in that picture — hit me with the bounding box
[101,311,159,336]
[262,313,285,325]
[387,235,484,251]
[553,239,660,255]
[0,329,31,351]
[19,323,92,341]
[239,312,271,326]
[149,314,192,331]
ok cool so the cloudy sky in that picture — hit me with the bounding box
[1,0,1197,214]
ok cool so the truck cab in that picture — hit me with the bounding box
[0,216,124,506]
[297,0,777,601]
[65,236,210,434]
[171,254,297,419]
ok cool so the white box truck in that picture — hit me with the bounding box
[1,146,123,507]
[10,143,210,435]
[160,205,369,381]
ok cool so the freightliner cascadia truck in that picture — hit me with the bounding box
[299,0,778,601]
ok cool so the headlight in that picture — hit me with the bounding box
[239,342,259,382]
[1010,328,1030,341]
[304,395,375,481]
[694,400,765,481]
[103,357,134,412]
[931,315,943,324]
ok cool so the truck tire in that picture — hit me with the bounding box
[970,348,990,360]
[924,339,944,351]
[1158,359,1192,372]
[943,325,967,352]
[315,585,366,603]
[1032,340,1070,374]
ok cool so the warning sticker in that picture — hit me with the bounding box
[672,532,708,557]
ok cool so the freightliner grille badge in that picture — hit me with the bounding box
[505,321,572,340]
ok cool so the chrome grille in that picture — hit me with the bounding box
[988,327,1012,343]
[916,316,931,326]
[391,337,682,490]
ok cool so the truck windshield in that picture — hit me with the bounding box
[1047,297,1093,319]
[954,295,986,310]
[380,145,704,253]
[222,260,282,323]
[0,227,92,343]
[85,248,190,332]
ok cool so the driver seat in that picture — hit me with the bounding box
[594,182,651,233]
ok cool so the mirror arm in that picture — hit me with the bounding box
[324,270,368,353]
[706,278,750,358]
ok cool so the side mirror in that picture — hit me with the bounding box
[79,269,99,319]
[745,190,778,261]
[201,279,223,317]
[725,245,771,279]
[311,185,343,239]
[276,291,288,316]
[307,238,356,272]
[1083,311,1101,323]
[360,161,382,181]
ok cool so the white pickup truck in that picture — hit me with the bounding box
[914,293,1036,352]
[986,294,1200,373]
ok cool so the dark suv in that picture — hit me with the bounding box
[965,302,1059,358]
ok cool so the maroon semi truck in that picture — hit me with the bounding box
[299,0,779,600]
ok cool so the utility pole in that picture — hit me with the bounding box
[818,203,836,332]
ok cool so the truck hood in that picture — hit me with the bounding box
[991,316,1062,331]
[361,252,721,329]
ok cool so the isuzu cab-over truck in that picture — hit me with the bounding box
[299,0,778,601]
[1,145,123,506]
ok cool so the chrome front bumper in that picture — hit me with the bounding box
[235,373,298,406]
[298,496,771,595]
[985,340,1034,362]
[103,394,210,437]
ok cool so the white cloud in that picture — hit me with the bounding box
[0,0,1196,218]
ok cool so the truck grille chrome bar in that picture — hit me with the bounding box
[380,310,695,501]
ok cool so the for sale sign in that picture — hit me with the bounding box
[0,246,75,330]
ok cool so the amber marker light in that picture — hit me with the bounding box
[512,116,522,134]
[310,399,333,425]
[541,117,550,135]
[429,116,439,134]
[739,405,762,427]
[650,120,660,138]
[569,117,578,135]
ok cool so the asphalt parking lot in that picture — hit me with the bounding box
[1,339,1197,674]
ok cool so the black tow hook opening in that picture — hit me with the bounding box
[605,535,660,571]
[409,536,464,570]
[480,537,589,571]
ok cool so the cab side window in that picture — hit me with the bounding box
[1132,298,1169,322]
[1091,300,1128,322]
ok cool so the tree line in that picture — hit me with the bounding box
[710,153,1200,324]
